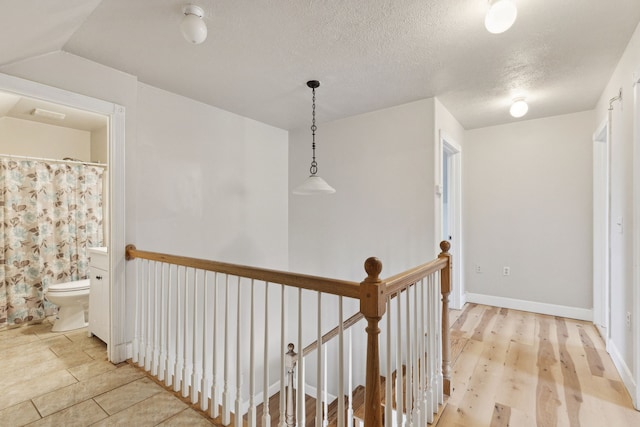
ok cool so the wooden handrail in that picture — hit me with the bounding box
[126,241,452,427]
[125,245,361,299]
[302,311,365,357]
[360,242,452,427]
[382,257,448,296]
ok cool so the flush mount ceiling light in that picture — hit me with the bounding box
[31,108,66,121]
[293,80,336,196]
[510,97,529,118]
[181,4,207,44]
[485,0,517,34]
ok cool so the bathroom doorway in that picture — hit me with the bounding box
[0,73,125,362]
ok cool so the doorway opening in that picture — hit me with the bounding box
[438,131,463,309]
[593,119,610,344]
[0,73,126,362]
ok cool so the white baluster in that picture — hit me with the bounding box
[248,280,256,427]
[191,269,199,404]
[132,258,140,364]
[347,329,354,427]
[182,267,189,398]
[235,276,243,425]
[413,284,422,426]
[407,285,413,426]
[323,344,328,427]
[152,262,160,376]
[166,265,173,388]
[145,260,152,372]
[279,284,286,427]
[385,296,392,427]
[396,292,403,427]
[201,271,209,411]
[337,296,344,427]
[316,292,322,427]
[262,282,271,427]
[174,266,183,393]
[297,288,305,427]
[158,263,166,382]
[222,275,231,425]
[211,272,220,419]
[436,275,444,406]
[430,275,436,406]
[420,279,433,423]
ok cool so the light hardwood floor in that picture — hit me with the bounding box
[2,305,638,426]
[438,303,640,427]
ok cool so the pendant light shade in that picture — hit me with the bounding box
[293,175,336,195]
[293,80,336,195]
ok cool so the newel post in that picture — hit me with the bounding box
[284,343,297,427]
[439,241,452,395]
[359,257,385,427]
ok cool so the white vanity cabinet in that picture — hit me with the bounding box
[88,247,109,346]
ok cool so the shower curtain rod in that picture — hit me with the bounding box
[0,153,107,169]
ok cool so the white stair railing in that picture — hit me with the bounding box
[125,242,452,427]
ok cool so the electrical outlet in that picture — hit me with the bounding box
[503,266,510,276]
[475,264,482,273]
[626,312,631,328]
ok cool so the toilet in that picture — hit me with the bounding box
[45,279,91,332]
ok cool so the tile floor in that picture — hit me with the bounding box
[0,318,214,426]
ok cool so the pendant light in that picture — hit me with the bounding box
[293,80,336,195]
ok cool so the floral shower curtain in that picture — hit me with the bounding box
[0,158,104,327]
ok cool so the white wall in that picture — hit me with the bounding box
[289,98,437,282]
[464,110,594,316]
[0,116,91,160]
[1,50,289,267]
[289,98,439,393]
[136,83,289,268]
[594,21,640,404]
[1,52,290,380]
[90,125,108,163]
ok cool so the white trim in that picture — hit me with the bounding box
[303,382,338,403]
[592,117,611,342]
[632,68,640,409]
[436,130,463,310]
[465,292,593,321]
[609,339,637,405]
[0,72,127,363]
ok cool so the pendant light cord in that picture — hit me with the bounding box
[310,87,318,175]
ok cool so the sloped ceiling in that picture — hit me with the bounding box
[2,0,640,130]
[0,0,102,66]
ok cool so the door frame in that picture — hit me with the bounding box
[0,73,127,363]
[632,69,640,409]
[436,130,463,309]
[592,117,610,345]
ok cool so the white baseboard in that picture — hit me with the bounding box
[303,383,338,403]
[109,342,130,363]
[465,293,592,321]
[608,339,637,405]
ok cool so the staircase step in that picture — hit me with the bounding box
[352,366,448,426]
[250,385,366,427]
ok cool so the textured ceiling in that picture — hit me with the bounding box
[2,0,639,130]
